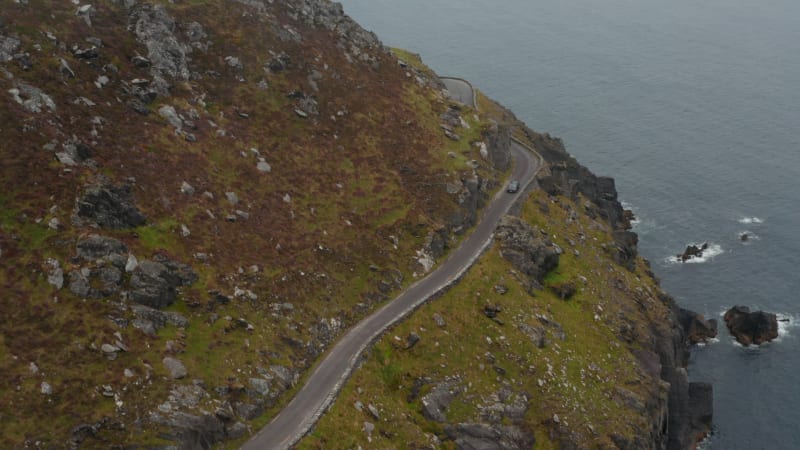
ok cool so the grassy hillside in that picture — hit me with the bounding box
[298,186,674,449]
[0,0,508,446]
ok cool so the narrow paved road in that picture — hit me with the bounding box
[243,80,540,450]
[441,77,475,106]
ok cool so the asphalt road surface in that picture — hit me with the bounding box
[243,81,540,450]
[441,77,475,106]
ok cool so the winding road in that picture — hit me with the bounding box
[242,79,541,450]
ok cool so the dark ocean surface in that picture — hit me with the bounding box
[340,0,800,448]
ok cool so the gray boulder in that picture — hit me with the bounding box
[131,303,189,335]
[444,423,535,450]
[75,182,146,229]
[0,35,21,62]
[421,381,461,422]
[76,235,128,261]
[163,356,187,379]
[131,3,190,96]
[68,266,123,299]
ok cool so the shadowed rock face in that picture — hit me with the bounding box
[495,215,560,289]
[444,422,535,450]
[724,306,778,346]
[678,308,718,344]
[75,182,146,229]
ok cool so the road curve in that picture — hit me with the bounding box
[243,81,541,450]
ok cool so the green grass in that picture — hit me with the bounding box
[135,218,181,251]
[297,189,670,449]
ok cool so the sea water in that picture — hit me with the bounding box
[339,0,800,447]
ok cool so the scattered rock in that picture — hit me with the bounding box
[483,305,501,319]
[433,313,446,328]
[8,82,56,113]
[367,404,380,420]
[158,105,183,129]
[0,35,21,63]
[163,357,187,379]
[181,181,195,195]
[225,191,238,205]
[405,332,420,349]
[101,343,121,360]
[518,323,546,348]
[363,421,375,440]
[45,258,64,290]
[723,305,778,346]
[256,160,271,173]
[41,381,53,395]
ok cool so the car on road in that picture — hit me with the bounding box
[506,180,520,193]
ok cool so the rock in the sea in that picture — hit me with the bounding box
[677,243,708,263]
[723,305,778,346]
[163,356,187,379]
[75,182,146,229]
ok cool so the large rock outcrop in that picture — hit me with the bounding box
[723,306,778,346]
[495,216,560,290]
[74,182,146,229]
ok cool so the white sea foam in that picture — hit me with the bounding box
[738,231,759,242]
[738,216,764,224]
[666,243,724,264]
[774,314,796,342]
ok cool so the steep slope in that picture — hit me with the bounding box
[0,1,509,447]
[297,92,714,450]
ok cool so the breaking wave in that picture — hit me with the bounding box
[666,243,724,264]
[738,216,764,224]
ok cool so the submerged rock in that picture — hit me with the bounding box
[723,305,778,346]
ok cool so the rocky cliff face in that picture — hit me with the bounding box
[527,128,714,449]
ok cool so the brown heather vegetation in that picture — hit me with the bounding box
[0,0,504,446]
